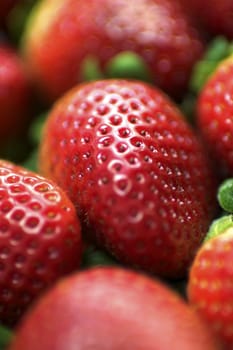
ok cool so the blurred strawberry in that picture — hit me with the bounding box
[185,0,233,40]
[188,215,233,349]
[38,79,217,279]
[0,42,32,146]
[22,0,205,103]
[196,51,233,178]
[9,267,220,350]
[0,160,82,327]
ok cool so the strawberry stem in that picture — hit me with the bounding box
[190,36,233,94]
[217,178,233,213]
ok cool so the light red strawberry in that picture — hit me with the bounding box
[187,214,233,349]
[22,0,205,103]
[196,53,233,178]
[0,42,32,145]
[9,267,220,350]
[0,159,82,327]
[38,79,217,279]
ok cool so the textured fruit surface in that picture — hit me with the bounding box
[22,0,204,102]
[197,55,233,178]
[9,267,220,350]
[39,79,216,279]
[0,43,31,142]
[0,160,82,326]
[188,228,233,349]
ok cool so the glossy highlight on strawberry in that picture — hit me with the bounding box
[0,160,82,326]
[39,79,217,279]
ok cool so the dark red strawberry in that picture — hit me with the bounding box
[38,79,217,279]
[185,0,233,39]
[0,159,82,327]
[0,42,32,144]
[196,53,233,179]
[22,0,205,103]
[9,267,220,350]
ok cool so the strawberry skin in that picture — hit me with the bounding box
[187,227,233,349]
[197,55,233,178]
[22,0,204,102]
[0,43,32,143]
[0,160,82,327]
[39,79,216,279]
[187,0,233,39]
[9,267,219,350]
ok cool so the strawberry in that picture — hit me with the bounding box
[0,159,82,327]
[187,215,233,349]
[22,0,205,103]
[0,42,32,145]
[38,79,217,279]
[9,267,220,350]
[187,177,233,349]
[196,52,233,178]
[185,0,233,40]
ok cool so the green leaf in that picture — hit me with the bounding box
[205,215,233,242]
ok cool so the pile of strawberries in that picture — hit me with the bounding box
[1,0,233,349]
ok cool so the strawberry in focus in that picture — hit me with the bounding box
[22,0,205,103]
[0,160,82,327]
[38,79,217,279]
[8,267,220,350]
[0,42,32,145]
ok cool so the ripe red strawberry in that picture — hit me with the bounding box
[196,54,233,178]
[187,214,233,349]
[22,0,205,103]
[0,42,32,144]
[0,159,82,327]
[9,267,220,350]
[38,79,217,279]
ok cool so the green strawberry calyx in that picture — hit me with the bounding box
[81,51,153,83]
[190,36,233,94]
[205,215,233,242]
[217,178,233,213]
[0,325,13,349]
